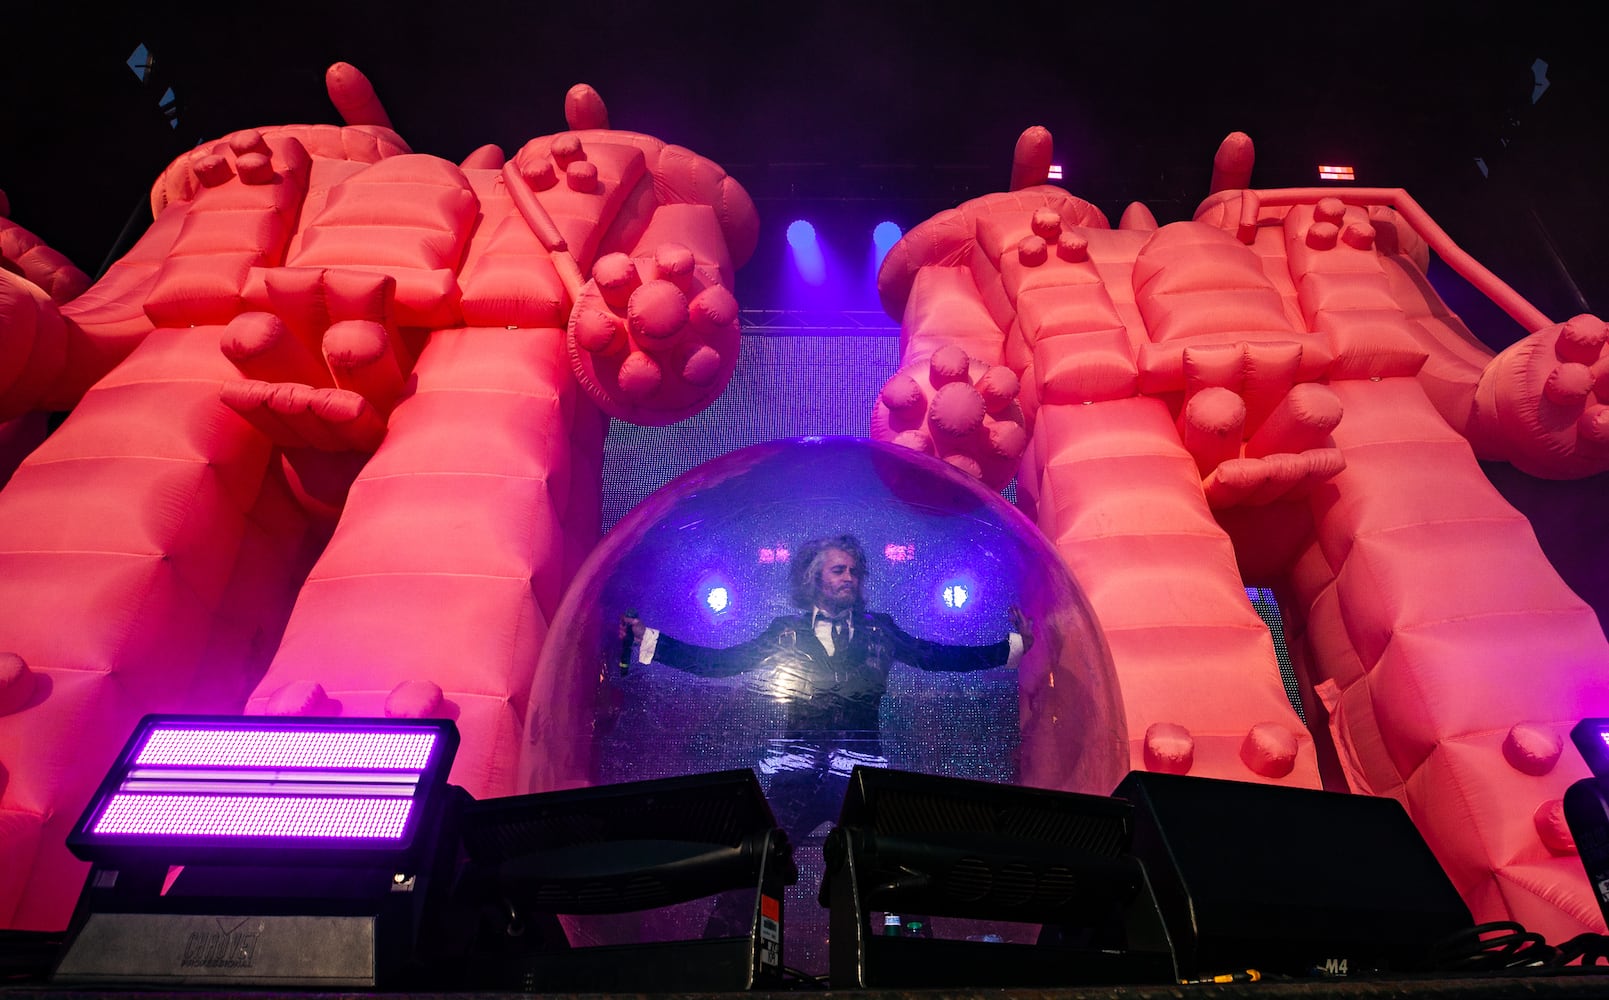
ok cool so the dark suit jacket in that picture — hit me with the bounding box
[651,610,1011,736]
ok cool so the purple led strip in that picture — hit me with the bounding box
[92,793,415,840]
[135,725,439,770]
[79,722,450,843]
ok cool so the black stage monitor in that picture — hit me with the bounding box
[451,768,797,992]
[1115,771,1475,978]
[821,766,1175,988]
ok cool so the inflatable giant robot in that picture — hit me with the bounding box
[870,125,1609,943]
[0,64,756,930]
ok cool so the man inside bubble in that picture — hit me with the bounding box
[620,532,1032,851]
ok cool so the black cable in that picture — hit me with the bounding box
[1554,932,1609,968]
[1424,920,1609,973]
[1425,921,1555,971]
[781,964,829,988]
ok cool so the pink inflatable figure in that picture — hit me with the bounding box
[0,63,756,930]
[872,124,1609,943]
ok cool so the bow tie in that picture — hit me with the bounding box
[818,613,851,643]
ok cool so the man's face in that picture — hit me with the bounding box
[816,547,862,612]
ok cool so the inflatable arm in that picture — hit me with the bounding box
[869,130,1113,489]
[503,85,757,427]
[1198,132,1609,480]
[0,201,86,418]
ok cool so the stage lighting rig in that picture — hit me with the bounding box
[53,714,464,989]
[1565,719,1609,927]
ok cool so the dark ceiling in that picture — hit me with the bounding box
[3,2,1605,332]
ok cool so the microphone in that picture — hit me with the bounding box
[619,608,639,676]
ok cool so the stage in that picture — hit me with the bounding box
[7,975,1609,1000]
[8,929,1609,1000]
[5,11,1609,991]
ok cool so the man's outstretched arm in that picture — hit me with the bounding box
[877,605,1033,672]
[619,611,774,677]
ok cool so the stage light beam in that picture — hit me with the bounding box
[787,220,826,286]
[872,222,902,269]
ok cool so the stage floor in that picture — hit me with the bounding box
[8,929,1609,997]
[6,973,1609,999]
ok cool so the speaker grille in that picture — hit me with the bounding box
[939,858,1102,911]
[946,858,993,901]
[1040,866,1077,907]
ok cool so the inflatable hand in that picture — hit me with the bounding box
[0,201,90,307]
[1470,313,1609,478]
[0,201,90,419]
[218,311,393,453]
[870,343,1027,490]
[568,245,741,426]
[0,269,68,422]
[1183,382,1347,508]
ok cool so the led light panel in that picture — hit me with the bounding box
[68,715,460,868]
[93,794,416,839]
[135,727,439,770]
[1572,718,1609,779]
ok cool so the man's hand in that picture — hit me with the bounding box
[619,612,646,642]
[616,611,647,677]
[1009,605,1034,652]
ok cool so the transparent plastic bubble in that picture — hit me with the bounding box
[520,436,1125,972]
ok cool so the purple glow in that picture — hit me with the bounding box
[136,725,439,770]
[92,793,415,839]
[68,716,459,867]
[785,219,817,250]
[787,220,826,286]
[872,221,901,268]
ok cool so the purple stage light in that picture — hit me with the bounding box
[872,221,901,268]
[135,724,439,770]
[942,583,969,609]
[696,569,737,621]
[786,219,826,285]
[1571,719,1609,779]
[68,715,460,868]
[93,794,416,839]
[786,219,817,249]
